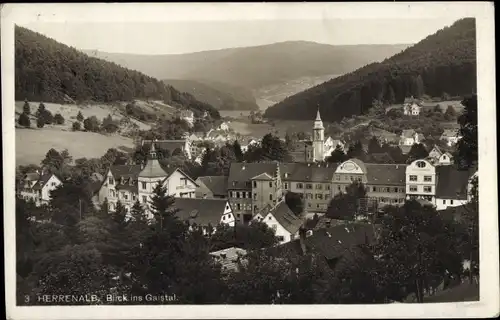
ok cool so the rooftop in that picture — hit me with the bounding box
[196,176,228,197]
[174,198,229,227]
[365,163,407,186]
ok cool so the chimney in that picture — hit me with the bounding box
[299,227,307,255]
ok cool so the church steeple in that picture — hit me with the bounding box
[314,107,324,129]
[312,106,325,162]
[140,140,168,178]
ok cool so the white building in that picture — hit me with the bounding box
[18,172,63,206]
[440,129,462,147]
[434,166,477,211]
[399,129,424,146]
[312,108,325,162]
[403,97,422,116]
[405,159,436,203]
[98,143,198,219]
[253,201,303,244]
[174,198,235,235]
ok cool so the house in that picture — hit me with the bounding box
[332,158,367,195]
[98,143,198,218]
[18,172,63,206]
[227,162,282,224]
[365,163,407,208]
[280,162,337,213]
[403,97,422,116]
[440,129,462,147]
[438,152,453,166]
[323,137,346,158]
[142,139,192,160]
[405,159,436,203]
[434,166,476,211]
[253,200,303,244]
[399,129,424,146]
[218,122,230,131]
[174,198,235,235]
[370,128,400,145]
[209,247,247,273]
[195,176,228,199]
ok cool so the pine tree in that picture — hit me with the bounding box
[76,111,84,122]
[149,182,177,231]
[36,116,45,128]
[97,198,110,218]
[54,113,65,125]
[23,99,31,115]
[130,199,147,224]
[112,200,128,226]
[327,144,347,163]
[72,121,81,131]
[233,140,244,162]
[18,113,31,127]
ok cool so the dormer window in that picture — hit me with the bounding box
[109,177,114,185]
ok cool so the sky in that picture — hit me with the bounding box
[21,18,461,55]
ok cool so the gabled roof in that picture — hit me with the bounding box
[196,176,228,197]
[441,129,460,139]
[267,201,303,234]
[109,165,143,179]
[365,163,407,186]
[25,172,40,181]
[313,217,349,231]
[174,198,229,227]
[251,172,274,181]
[280,162,337,182]
[32,173,58,190]
[435,166,474,200]
[228,162,278,190]
[140,156,168,178]
[430,145,444,156]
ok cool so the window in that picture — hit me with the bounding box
[316,184,322,190]
[109,177,114,184]
[269,194,273,201]
[271,225,277,231]
[316,194,323,200]
[443,200,446,204]
[416,161,426,168]
[142,182,147,190]
[222,215,225,221]
[242,192,246,199]
[296,183,303,189]
[393,187,399,193]
[335,175,340,181]
[142,196,147,203]
[132,194,136,200]
[237,203,241,210]
[326,185,331,190]
[450,200,454,205]
[269,182,273,188]
[252,181,257,188]
[316,204,320,208]
[423,186,432,193]
[284,183,288,189]
[409,185,418,192]
[424,176,432,182]
[51,182,56,187]
[123,193,128,200]
[337,185,341,191]
[247,192,251,198]
[350,176,354,181]
[308,203,311,208]
[409,175,417,181]
[254,205,258,212]
[245,182,252,188]
[110,190,116,197]
[372,186,377,192]
[277,236,284,242]
[253,193,257,200]
[307,193,313,199]
[236,192,240,198]
[325,194,330,200]
[305,184,313,189]
[268,216,272,220]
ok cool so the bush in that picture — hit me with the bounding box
[18,113,31,127]
[83,116,100,132]
[72,121,81,131]
[76,111,84,122]
[36,117,45,128]
[54,113,65,125]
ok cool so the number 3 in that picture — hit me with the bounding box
[24,295,30,303]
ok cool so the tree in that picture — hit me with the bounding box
[54,113,65,125]
[406,143,429,163]
[100,148,128,169]
[454,95,477,169]
[284,192,304,217]
[101,114,119,133]
[210,221,278,252]
[36,116,45,128]
[232,140,244,162]
[347,140,366,160]
[18,113,31,127]
[72,121,81,131]
[111,200,128,226]
[23,99,31,115]
[149,182,178,231]
[83,116,100,132]
[368,136,382,154]
[36,102,46,117]
[260,133,291,162]
[326,181,367,220]
[327,144,348,163]
[385,85,396,104]
[98,198,110,218]
[41,148,64,173]
[49,177,95,226]
[76,111,84,122]
[444,105,457,120]
[372,200,464,303]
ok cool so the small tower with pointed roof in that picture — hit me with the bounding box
[138,141,169,218]
[312,107,325,162]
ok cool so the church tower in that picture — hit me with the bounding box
[312,107,325,162]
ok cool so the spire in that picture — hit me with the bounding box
[140,140,168,178]
[149,140,158,160]
[316,107,322,121]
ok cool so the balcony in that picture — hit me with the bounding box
[176,185,195,190]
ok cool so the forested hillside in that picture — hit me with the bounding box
[85,41,409,90]
[15,26,220,119]
[264,18,476,122]
[163,79,259,111]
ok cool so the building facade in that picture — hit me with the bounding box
[405,159,436,203]
[18,172,63,206]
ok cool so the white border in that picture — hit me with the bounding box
[2,2,498,319]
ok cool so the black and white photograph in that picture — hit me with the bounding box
[2,2,498,319]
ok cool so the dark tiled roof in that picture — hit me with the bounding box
[304,223,379,260]
[228,162,278,190]
[196,176,228,197]
[174,198,228,227]
[313,217,349,231]
[140,158,169,178]
[110,165,143,179]
[365,163,407,186]
[369,153,395,163]
[115,184,138,193]
[32,173,56,190]
[280,163,337,182]
[269,201,304,234]
[252,172,274,181]
[435,166,474,200]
